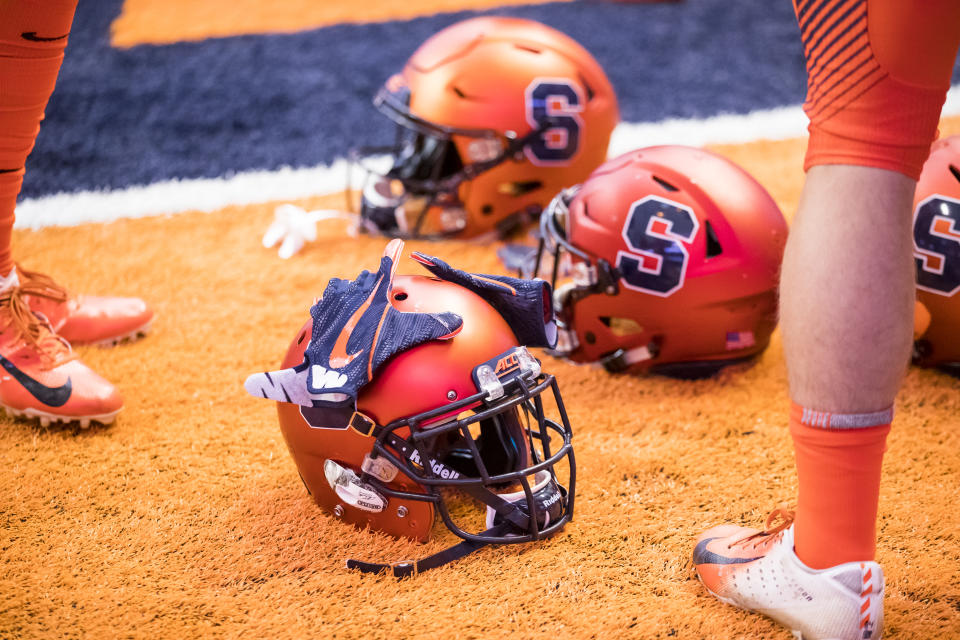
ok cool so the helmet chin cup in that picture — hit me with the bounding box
[359,175,467,237]
[485,470,566,532]
[359,176,414,235]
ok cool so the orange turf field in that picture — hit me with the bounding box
[2,118,959,638]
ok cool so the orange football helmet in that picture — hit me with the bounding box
[275,273,575,576]
[531,145,788,377]
[912,135,960,373]
[352,16,618,239]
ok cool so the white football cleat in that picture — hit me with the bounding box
[693,509,883,640]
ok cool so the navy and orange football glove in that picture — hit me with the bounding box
[411,251,557,348]
[245,239,462,408]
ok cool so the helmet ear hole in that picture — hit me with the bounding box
[950,164,960,184]
[705,220,724,258]
[599,316,643,337]
[652,175,679,192]
[499,181,543,197]
[578,74,595,101]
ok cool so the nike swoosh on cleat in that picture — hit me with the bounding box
[0,355,72,407]
[21,31,69,42]
[693,538,762,566]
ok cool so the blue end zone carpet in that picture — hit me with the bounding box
[22,0,960,199]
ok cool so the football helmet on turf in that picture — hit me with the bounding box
[263,259,575,576]
[912,135,960,373]
[351,16,618,240]
[531,145,788,377]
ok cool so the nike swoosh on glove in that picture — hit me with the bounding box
[411,251,557,348]
[245,239,463,407]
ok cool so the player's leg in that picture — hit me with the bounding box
[786,0,960,573]
[0,1,154,348]
[0,0,124,426]
[782,164,910,570]
[0,0,79,277]
[694,1,960,638]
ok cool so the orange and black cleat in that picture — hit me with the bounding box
[0,281,122,427]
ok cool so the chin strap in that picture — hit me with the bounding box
[346,475,565,578]
[346,521,516,578]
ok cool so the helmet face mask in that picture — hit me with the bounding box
[534,186,622,335]
[361,361,575,545]
[350,16,619,240]
[529,146,788,378]
[351,87,522,238]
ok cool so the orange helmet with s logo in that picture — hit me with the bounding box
[274,272,575,575]
[352,16,619,240]
[531,146,788,378]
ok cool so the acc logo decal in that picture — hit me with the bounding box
[616,196,699,297]
[524,78,584,166]
[494,353,521,377]
[914,194,960,297]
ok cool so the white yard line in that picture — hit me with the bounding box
[15,85,960,229]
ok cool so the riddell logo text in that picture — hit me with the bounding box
[540,488,562,509]
[409,449,461,479]
[494,354,520,377]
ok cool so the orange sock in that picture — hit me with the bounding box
[0,0,79,276]
[790,402,891,569]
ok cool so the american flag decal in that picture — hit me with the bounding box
[725,331,755,350]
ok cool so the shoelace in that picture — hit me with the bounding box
[15,263,71,304]
[0,284,75,370]
[727,506,796,551]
